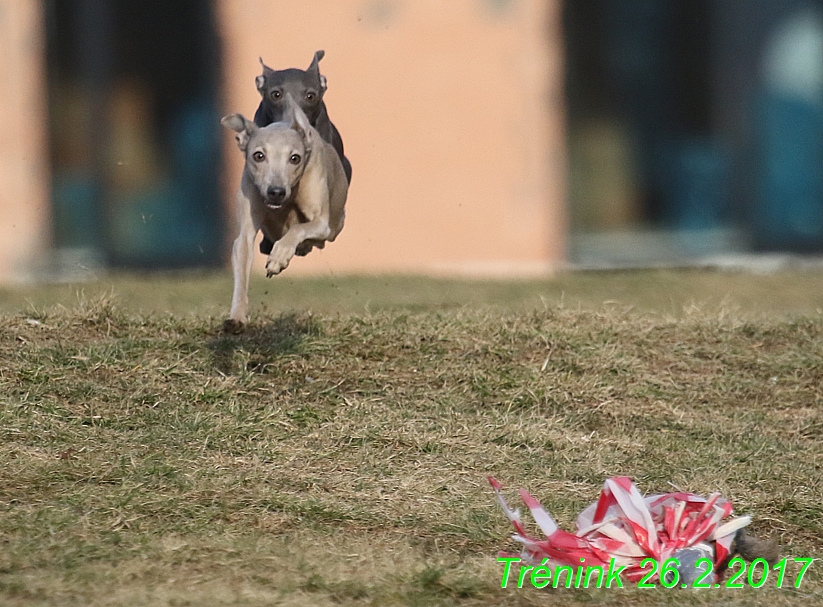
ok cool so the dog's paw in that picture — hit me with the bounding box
[265,260,287,277]
[265,244,293,277]
[222,318,246,334]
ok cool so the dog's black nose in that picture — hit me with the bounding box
[267,186,286,200]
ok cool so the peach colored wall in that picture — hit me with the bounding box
[0,0,50,281]
[216,0,567,276]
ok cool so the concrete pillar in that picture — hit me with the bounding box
[0,0,51,281]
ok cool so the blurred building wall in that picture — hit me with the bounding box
[0,0,566,281]
[216,0,567,276]
[0,1,51,281]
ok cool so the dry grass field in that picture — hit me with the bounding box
[0,270,821,606]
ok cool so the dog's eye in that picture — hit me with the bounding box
[289,154,302,165]
[253,151,265,162]
[305,92,316,102]
[272,90,282,99]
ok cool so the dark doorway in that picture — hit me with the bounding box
[45,0,224,269]
[564,0,719,233]
[564,0,823,264]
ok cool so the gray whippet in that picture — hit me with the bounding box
[221,97,348,333]
[255,51,352,256]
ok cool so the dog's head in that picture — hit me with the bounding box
[221,102,313,210]
[256,50,327,125]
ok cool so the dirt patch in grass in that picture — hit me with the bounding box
[0,285,821,605]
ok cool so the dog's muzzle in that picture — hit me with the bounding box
[265,186,287,209]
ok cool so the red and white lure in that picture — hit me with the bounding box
[489,476,751,583]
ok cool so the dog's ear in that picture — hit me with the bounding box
[308,50,325,71]
[256,57,274,91]
[285,94,312,146]
[291,110,313,149]
[307,50,327,91]
[221,113,256,151]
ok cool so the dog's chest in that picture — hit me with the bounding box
[258,204,305,244]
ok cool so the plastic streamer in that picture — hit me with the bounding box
[489,476,750,583]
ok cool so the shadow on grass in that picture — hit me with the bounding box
[207,312,320,374]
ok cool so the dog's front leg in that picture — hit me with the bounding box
[225,186,259,333]
[266,218,331,276]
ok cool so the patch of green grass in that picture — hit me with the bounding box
[0,273,821,605]
[3,268,823,317]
